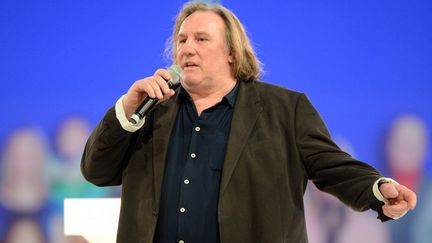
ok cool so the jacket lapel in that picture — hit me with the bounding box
[219,81,262,197]
[152,96,180,208]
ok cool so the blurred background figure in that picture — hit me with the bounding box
[1,217,46,243]
[48,116,114,210]
[412,174,432,243]
[333,136,390,243]
[305,135,390,243]
[47,116,113,243]
[383,114,429,243]
[0,127,51,242]
[304,182,347,243]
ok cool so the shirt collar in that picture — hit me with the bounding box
[177,80,240,108]
[223,80,239,108]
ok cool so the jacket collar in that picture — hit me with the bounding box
[220,81,262,197]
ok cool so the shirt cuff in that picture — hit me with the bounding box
[115,95,145,132]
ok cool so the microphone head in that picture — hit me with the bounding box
[168,64,183,85]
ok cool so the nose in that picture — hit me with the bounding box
[177,39,196,57]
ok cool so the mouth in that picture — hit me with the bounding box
[182,61,199,69]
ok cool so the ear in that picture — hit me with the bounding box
[228,53,234,64]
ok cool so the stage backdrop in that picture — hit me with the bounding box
[1,0,431,243]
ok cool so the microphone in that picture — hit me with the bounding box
[129,65,183,124]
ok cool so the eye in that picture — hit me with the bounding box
[178,38,186,44]
[197,37,208,42]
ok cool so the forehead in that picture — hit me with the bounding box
[178,11,225,36]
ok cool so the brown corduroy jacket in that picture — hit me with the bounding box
[81,80,387,243]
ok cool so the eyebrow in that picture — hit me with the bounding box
[178,31,210,38]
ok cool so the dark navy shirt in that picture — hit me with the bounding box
[154,82,239,243]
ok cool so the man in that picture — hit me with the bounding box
[81,2,417,243]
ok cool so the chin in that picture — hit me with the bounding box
[181,75,202,87]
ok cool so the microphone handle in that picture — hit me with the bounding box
[136,96,159,119]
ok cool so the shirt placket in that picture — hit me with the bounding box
[177,117,203,243]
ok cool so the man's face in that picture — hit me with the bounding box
[175,11,234,90]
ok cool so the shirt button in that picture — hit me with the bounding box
[184,179,190,184]
[190,153,196,158]
[179,240,184,243]
[195,126,201,132]
[180,207,186,213]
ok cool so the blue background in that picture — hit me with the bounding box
[1,0,430,171]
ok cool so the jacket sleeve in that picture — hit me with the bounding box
[81,106,138,186]
[294,93,391,221]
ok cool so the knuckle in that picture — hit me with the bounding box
[154,68,168,78]
[155,68,165,74]
[137,78,153,89]
[157,68,170,77]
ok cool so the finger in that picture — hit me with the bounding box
[380,183,399,199]
[382,201,409,218]
[168,89,176,97]
[155,68,172,82]
[148,78,164,99]
[153,74,172,95]
[382,204,408,219]
[135,79,156,98]
[382,205,396,218]
[125,79,150,102]
[387,200,409,212]
[384,201,409,214]
[160,89,176,102]
[400,186,417,209]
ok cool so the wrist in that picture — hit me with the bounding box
[122,98,134,119]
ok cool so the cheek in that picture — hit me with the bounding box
[174,53,181,65]
[174,47,182,63]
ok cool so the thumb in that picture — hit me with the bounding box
[380,183,399,200]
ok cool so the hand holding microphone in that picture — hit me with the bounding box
[122,65,182,124]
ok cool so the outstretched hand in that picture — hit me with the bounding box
[379,182,417,219]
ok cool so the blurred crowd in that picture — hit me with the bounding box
[0,114,429,243]
[0,116,119,243]
[305,114,431,243]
